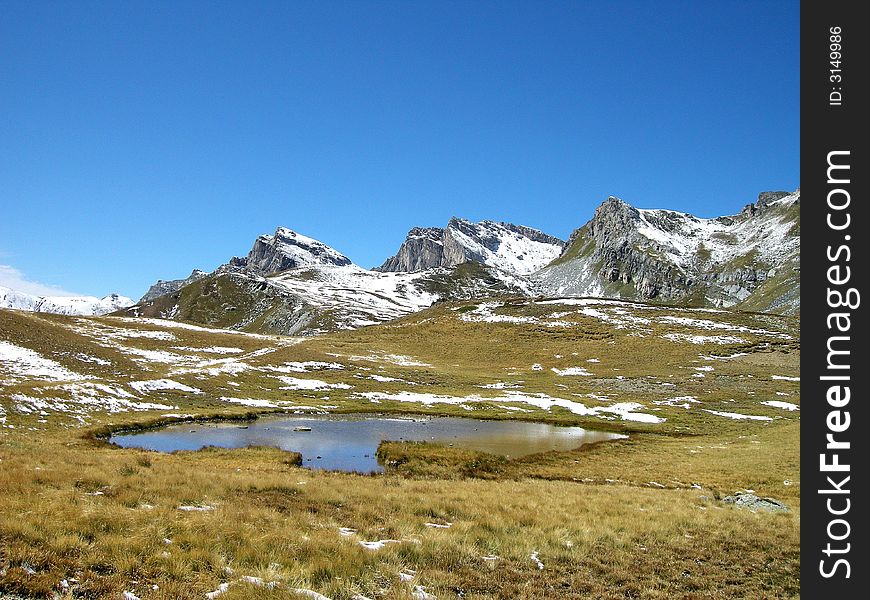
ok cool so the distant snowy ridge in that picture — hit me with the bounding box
[1,286,133,316]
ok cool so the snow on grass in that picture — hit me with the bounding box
[424,522,452,529]
[653,396,700,409]
[761,400,799,411]
[96,328,176,341]
[276,376,352,391]
[356,390,661,423]
[551,366,592,376]
[460,302,540,325]
[0,341,85,382]
[478,381,522,389]
[10,390,176,420]
[73,353,112,365]
[292,589,332,600]
[771,375,800,381]
[171,346,244,354]
[699,352,749,360]
[205,583,230,599]
[358,539,402,550]
[412,586,436,600]
[178,504,215,511]
[263,361,345,373]
[123,347,190,364]
[65,382,137,399]
[109,317,287,340]
[399,570,415,582]
[656,315,791,338]
[703,410,773,421]
[129,379,203,394]
[170,356,252,378]
[220,397,279,408]
[663,333,746,345]
[530,551,545,570]
[346,353,432,367]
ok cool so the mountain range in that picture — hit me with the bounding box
[0,287,133,316]
[3,190,799,332]
[112,189,799,335]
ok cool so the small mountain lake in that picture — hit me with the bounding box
[111,414,626,473]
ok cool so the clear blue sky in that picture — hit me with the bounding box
[1,0,799,299]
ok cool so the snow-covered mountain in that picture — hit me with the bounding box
[1,287,134,316]
[534,190,800,314]
[124,191,799,335]
[125,227,534,336]
[377,218,565,275]
[218,227,353,276]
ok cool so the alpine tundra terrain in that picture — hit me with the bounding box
[0,191,800,599]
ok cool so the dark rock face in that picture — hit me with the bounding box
[139,269,208,303]
[378,227,451,272]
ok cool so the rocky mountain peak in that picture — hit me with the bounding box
[588,196,642,240]
[378,218,564,275]
[243,227,352,275]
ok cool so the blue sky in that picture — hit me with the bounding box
[0,0,799,299]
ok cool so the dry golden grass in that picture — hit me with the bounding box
[0,301,800,598]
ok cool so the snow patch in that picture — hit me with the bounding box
[704,410,773,421]
[0,341,84,382]
[129,379,202,394]
[761,400,799,411]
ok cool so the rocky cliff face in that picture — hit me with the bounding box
[534,190,800,314]
[378,218,565,275]
[139,269,208,303]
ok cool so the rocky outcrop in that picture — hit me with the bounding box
[722,492,789,512]
[140,269,208,303]
[378,218,564,275]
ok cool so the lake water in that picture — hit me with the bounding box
[111,414,625,473]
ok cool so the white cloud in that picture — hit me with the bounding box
[0,264,81,297]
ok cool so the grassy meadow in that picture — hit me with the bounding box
[0,298,800,598]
